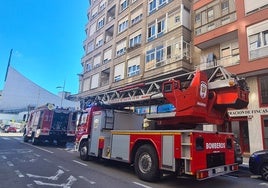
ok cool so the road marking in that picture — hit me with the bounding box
[72,160,88,167]
[30,145,54,154]
[2,137,10,140]
[7,161,14,167]
[27,169,64,180]
[1,155,7,159]
[133,182,152,188]
[34,153,41,157]
[78,176,96,184]
[58,165,70,172]
[260,182,268,187]
[44,158,52,163]
[15,170,25,178]
[34,175,77,188]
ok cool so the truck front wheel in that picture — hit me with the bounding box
[80,141,89,161]
[134,144,160,182]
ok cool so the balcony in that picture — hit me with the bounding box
[195,12,236,37]
[198,54,240,70]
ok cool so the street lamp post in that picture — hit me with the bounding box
[56,80,65,108]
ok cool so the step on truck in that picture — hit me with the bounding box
[24,103,77,146]
[75,66,249,181]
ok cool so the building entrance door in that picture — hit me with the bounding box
[240,121,249,153]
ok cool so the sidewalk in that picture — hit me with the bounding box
[0,132,23,137]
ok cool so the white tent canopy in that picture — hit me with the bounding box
[0,66,79,111]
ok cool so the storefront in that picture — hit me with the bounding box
[227,75,268,155]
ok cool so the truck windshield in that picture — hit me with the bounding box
[77,112,88,126]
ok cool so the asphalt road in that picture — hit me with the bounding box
[0,134,267,188]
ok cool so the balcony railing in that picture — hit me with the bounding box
[198,55,240,70]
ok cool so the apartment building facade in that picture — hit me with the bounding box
[193,0,268,155]
[79,0,194,101]
[79,0,268,155]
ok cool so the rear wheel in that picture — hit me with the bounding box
[134,144,160,182]
[80,141,89,161]
[261,163,268,181]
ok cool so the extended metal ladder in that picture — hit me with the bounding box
[83,66,248,108]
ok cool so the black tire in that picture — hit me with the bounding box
[261,163,268,181]
[23,135,29,142]
[80,141,89,161]
[57,141,67,147]
[134,144,160,182]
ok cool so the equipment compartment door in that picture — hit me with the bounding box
[89,113,102,156]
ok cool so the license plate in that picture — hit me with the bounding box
[215,167,224,173]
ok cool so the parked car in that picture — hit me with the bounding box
[249,150,268,181]
[234,140,243,165]
[5,126,17,133]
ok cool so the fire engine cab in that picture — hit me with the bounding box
[75,66,249,181]
[24,103,77,145]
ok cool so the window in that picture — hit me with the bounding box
[114,63,125,82]
[96,34,104,47]
[175,16,180,23]
[149,0,156,13]
[156,46,164,62]
[146,49,155,63]
[128,65,140,77]
[221,0,229,11]
[195,13,201,23]
[131,13,142,25]
[89,22,96,36]
[99,0,106,11]
[148,24,156,40]
[120,0,129,12]
[83,78,90,92]
[103,48,112,64]
[207,7,214,18]
[260,76,268,105]
[159,0,166,7]
[129,34,141,47]
[127,56,140,77]
[91,73,99,89]
[118,20,128,33]
[248,20,268,60]
[249,33,261,50]
[85,60,92,72]
[221,47,231,58]
[157,19,165,35]
[93,54,101,68]
[262,116,268,149]
[97,17,105,29]
[87,41,94,53]
[116,40,127,56]
[263,31,268,46]
[167,46,171,58]
[208,23,215,30]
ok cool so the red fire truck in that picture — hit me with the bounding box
[75,66,249,181]
[23,103,77,145]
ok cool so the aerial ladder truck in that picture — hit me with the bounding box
[75,66,249,181]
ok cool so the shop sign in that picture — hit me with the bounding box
[228,108,268,117]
